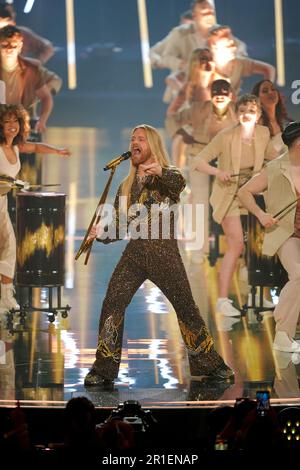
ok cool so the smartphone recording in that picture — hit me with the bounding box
[256,390,270,415]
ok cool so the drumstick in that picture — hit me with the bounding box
[0,183,25,189]
[0,183,61,190]
[273,196,300,219]
[28,184,61,189]
[230,171,259,177]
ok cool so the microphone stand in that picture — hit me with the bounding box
[75,165,117,265]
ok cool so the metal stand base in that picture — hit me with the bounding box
[4,285,71,332]
[241,285,276,322]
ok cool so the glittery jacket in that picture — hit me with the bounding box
[98,166,186,243]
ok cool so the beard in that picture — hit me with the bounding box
[131,149,152,167]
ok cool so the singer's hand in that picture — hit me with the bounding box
[139,155,162,176]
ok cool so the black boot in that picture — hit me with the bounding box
[187,378,234,401]
[84,367,114,389]
[188,349,234,381]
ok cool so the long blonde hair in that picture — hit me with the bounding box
[121,124,170,209]
[182,48,214,103]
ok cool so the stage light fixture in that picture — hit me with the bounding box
[24,0,35,14]
[274,0,285,86]
[65,0,77,89]
[137,0,153,88]
[278,407,300,447]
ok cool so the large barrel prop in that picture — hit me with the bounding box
[246,194,288,287]
[16,192,66,286]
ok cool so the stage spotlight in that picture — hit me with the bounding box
[274,0,285,86]
[65,0,77,89]
[137,0,153,88]
[278,407,300,447]
[24,0,35,14]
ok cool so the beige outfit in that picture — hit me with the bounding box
[167,101,238,250]
[261,152,300,338]
[159,22,247,72]
[0,56,62,115]
[150,33,181,103]
[150,33,176,70]
[275,238,300,337]
[215,57,258,96]
[2,66,23,104]
[271,132,286,155]
[225,142,256,217]
[193,124,277,224]
[166,100,237,143]
[0,146,20,279]
[263,152,298,256]
[153,21,247,102]
[18,26,54,64]
[273,354,300,397]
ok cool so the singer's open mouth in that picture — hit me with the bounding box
[132,148,141,155]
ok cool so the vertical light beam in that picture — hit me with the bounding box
[66,181,76,289]
[65,0,77,89]
[212,1,217,23]
[137,0,153,88]
[24,0,35,13]
[274,0,285,86]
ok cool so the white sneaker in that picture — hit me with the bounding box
[248,293,275,309]
[215,316,241,331]
[273,331,300,353]
[291,353,300,365]
[216,298,241,317]
[261,296,275,308]
[0,283,20,311]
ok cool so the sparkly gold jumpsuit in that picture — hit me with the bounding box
[93,167,228,379]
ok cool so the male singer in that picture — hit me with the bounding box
[84,124,233,387]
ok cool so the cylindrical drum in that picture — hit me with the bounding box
[16,192,66,287]
[246,194,288,287]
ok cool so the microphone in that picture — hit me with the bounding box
[103,151,131,171]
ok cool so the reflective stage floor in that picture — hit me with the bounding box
[1,127,300,410]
